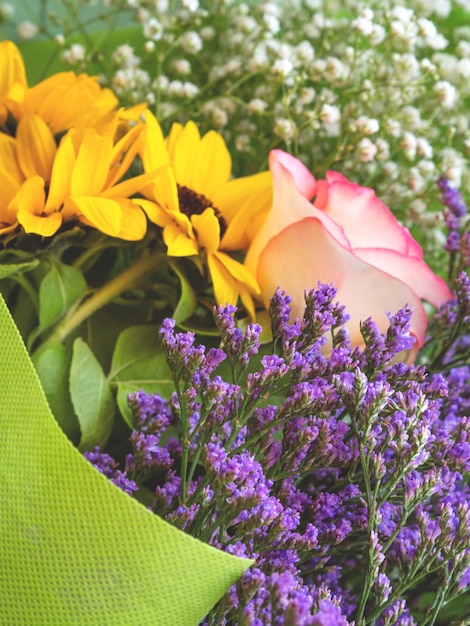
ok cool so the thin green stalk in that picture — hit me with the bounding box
[48,250,165,343]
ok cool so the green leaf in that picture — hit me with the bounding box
[32,341,80,443]
[108,325,174,427]
[169,260,197,324]
[0,259,39,278]
[38,261,87,332]
[70,338,115,451]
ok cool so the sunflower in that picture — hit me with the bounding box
[0,41,119,136]
[4,122,159,239]
[139,111,273,318]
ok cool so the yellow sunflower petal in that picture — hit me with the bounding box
[132,198,169,227]
[106,123,144,188]
[17,210,62,237]
[45,132,76,213]
[115,199,147,241]
[213,171,273,250]
[163,224,199,257]
[140,110,170,173]
[9,175,46,218]
[213,250,260,293]
[0,166,21,218]
[165,121,184,157]
[0,41,27,122]
[0,133,23,183]
[172,121,201,188]
[16,113,57,180]
[72,196,122,237]
[71,131,112,195]
[0,41,27,97]
[193,129,231,196]
[206,253,239,310]
[191,208,220,254]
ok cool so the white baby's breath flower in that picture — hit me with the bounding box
[0,2,14,19]
[181,31,203,54]
[112,44,140,69]
[17,20,39,40]
[298,87,316,105]
[375,138,390,161]
[274,118,297,141]
[295,41,315,64]
[61,43,86,65]
[433,80,457,108]
[182,0,199,11]
[248,98,268,114]
[416,137,433,158]
[384,118,402,137]
[172,59,191,76]
[370,24,386,46]
[383,161,400,179]
[144,17,163,41]
[319,103,340,124]
[355,116,379,135]
[271,58,293,77]
[144,40,155,54]
[357,137,377,162]
[263,13,280,34]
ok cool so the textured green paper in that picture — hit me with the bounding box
[0,294,253,625]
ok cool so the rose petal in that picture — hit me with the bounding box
[319,173,423,258]
[256,218,429,350]
[270,149,317,199]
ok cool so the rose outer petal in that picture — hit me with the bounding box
[256,218,429,351]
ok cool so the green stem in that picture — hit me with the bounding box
[49,250,166,343]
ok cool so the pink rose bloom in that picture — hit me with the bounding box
[245,149,453,360]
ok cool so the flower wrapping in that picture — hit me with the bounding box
[0,293,252,625]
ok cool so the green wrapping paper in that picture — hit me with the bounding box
[0,294,253,625]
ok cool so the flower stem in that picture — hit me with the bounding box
[48,250,166,343]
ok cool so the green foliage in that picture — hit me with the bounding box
[70,337,115,451]
[108,325,173,427]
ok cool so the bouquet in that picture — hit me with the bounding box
[1,1,469,624]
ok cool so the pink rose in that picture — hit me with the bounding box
[245,149,452,359]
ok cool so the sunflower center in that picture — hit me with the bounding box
[177,184,227,238]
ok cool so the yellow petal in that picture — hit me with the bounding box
[71,131,112,195]
[0,41,27,97]
[24,72,118,134]
[0,165,21,218]
[163,224,199,257]
[172,121,200,187]
[45,132,75,212]
[0,41,27,122]
[165,121,184,156]
[106,123,144,188]
[140,110,170,172]
[213,250,260,293]
[72,196,122,237]
[18,210,62,237]
[16,114,57,180]
[195,129,231,196]
[191,208,220,254]
[207,254,239,310]
[115,199,147,241]
[9,175,46,218]
[214,171,273,250]
[0,134,23,184]
[133,198,169,227]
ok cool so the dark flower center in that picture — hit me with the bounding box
[177,184,227,239]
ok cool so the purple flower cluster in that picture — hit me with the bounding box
[85,284,470,625]
[437,176,470,274]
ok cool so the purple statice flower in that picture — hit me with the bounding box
[84,447,138,496]
[88,281,470,626]
[438,176,467,219]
